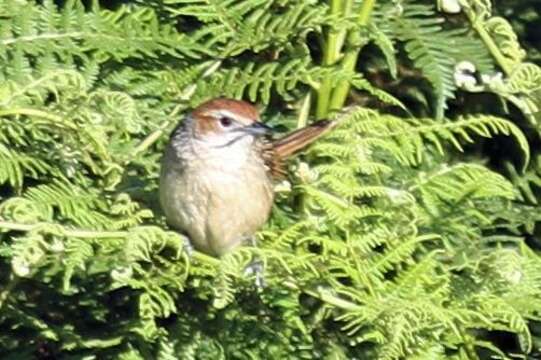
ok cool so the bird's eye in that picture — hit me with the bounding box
[219,116,233,127]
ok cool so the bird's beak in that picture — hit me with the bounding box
[244,122,273,136]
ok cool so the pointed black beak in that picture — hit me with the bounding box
[244,122,273,136]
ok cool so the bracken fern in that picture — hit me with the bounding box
[0,0,540,358]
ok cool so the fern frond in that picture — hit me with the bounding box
[0,143,48,190]
[160,0,328,55]
[410,163,516,205]
[340,109,530,168]
[391,3,458,119]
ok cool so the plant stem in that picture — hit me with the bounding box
[128,60,222,163]
[0,220,128,239]
[474,25,513,76]
[335,0,354,51]
[324,0,343,66]
[283,280,361,311]
[297,93,312,129]
[128,104,183,163]
[462,9,512,76]
[330,0,376,110]
[191,251,221,266]
[460,327,481,360]
[0,108,77,130]
[316,0,346,119]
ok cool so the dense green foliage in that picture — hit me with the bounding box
[0,0,540,358]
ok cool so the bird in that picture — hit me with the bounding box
[160,98,335,257]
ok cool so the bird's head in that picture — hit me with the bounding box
[187,98,273,148]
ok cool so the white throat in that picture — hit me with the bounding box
[170,116,259,172]
[192,133,255,169]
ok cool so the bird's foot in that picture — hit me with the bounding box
[182,236,194,258]
[242,235,265,288]
[244,260,265,289]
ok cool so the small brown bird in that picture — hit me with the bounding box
[160,98,334,256]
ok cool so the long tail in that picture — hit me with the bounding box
[272,120,335,159]
[264,120,335,178]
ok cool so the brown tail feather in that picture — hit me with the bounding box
[272,120,335,159]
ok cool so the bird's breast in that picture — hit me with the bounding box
[160,146,274,256]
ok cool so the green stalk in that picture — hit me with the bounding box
[459,328,481,360]
[335,0,354,54]
[0,108,77,130]
[283,280,362,311]
[295,94,313,214]
[129,60,222,163]
[128,104,183,164]
[471,20,513,76]
[297,93,312,129]
[0,221,129,238]
[316,0,346,119]
[461,6,513,76]
[329,0,376,111]
[323,0,343,66]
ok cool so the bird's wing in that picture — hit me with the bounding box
[263,120,336,178]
